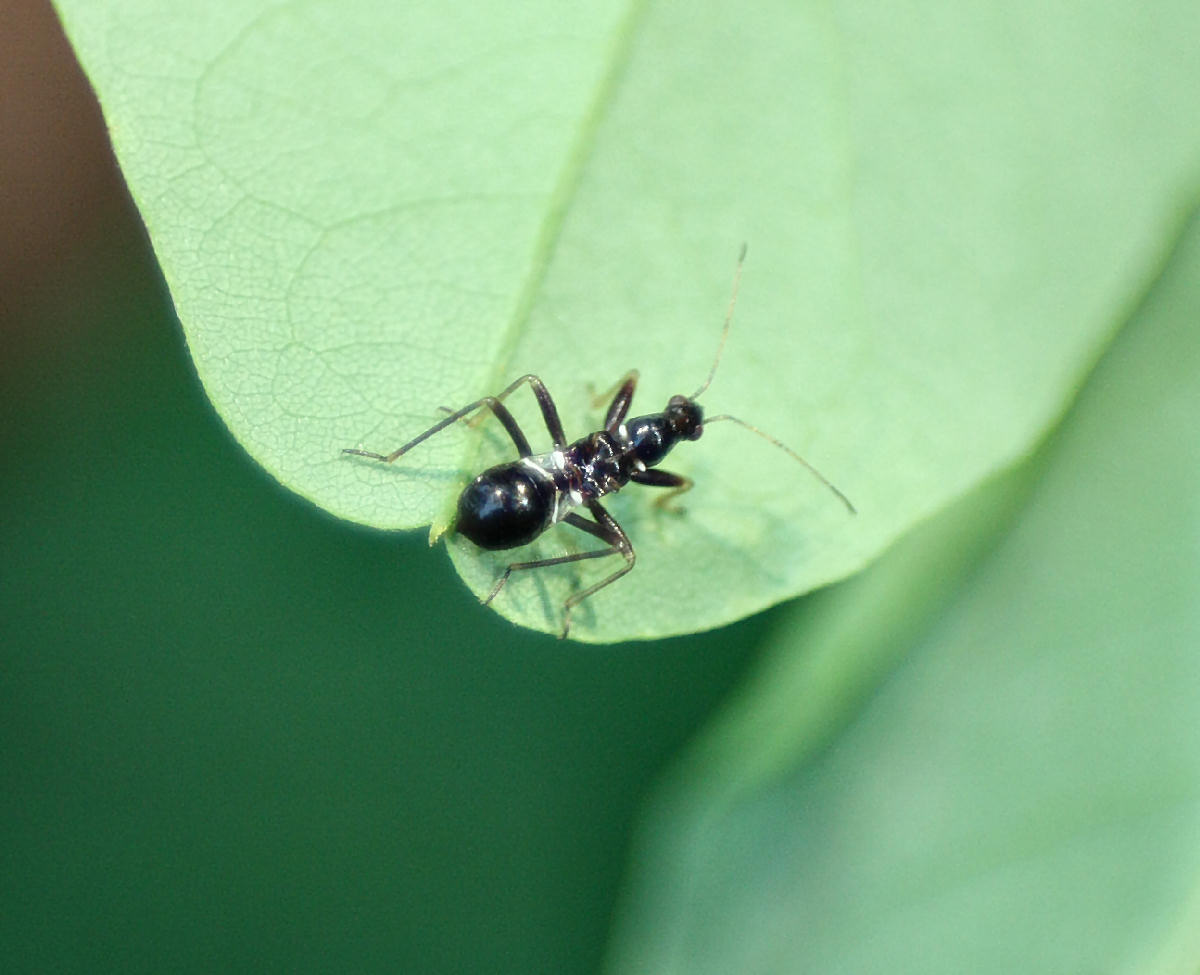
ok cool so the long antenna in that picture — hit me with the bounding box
[704,414,857,515]
[691,243,748,400]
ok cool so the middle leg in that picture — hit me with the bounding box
[482,504,634,638]
[559,501,635,638]
[481,511,623,610]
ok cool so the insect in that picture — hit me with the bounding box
[344,247,855,638]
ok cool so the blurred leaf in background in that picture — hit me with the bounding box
[607,211,1200,972]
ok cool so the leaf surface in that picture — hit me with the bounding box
[56,0,1200,638]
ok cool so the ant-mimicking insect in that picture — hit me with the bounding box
[344,246,855,638]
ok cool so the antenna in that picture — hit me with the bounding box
[705,414,857,515]
[691,243,748,400]
[687,245,855,514]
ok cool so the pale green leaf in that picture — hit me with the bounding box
[56,0,1200,639]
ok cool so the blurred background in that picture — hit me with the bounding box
[0,2,776,971]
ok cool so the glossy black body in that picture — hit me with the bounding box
[455,394,703,551]
[341,247,851,638]
[456,464,556,550]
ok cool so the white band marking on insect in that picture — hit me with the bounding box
[520,456,553,479]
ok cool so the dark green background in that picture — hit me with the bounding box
[0,7,775,971]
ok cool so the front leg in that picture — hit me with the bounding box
[630,468,693,512]
[587,370,639,432]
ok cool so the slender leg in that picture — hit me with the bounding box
[630,467,693,511]
[459,372,567,448]
[562,501,635,637]
[482,512,619,607]
[455,374,568,450]
[344,394,532,460]
[588,369,639,409]
[483,503,634,639]
[496,374,568,448]
[482,546,615,609]
[343,373,567,463]
[589,370,639,431]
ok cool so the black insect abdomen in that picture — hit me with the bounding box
[456,463,555,550]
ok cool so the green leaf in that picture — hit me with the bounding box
[605,210,1200,972]
[56,0,1200,640]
